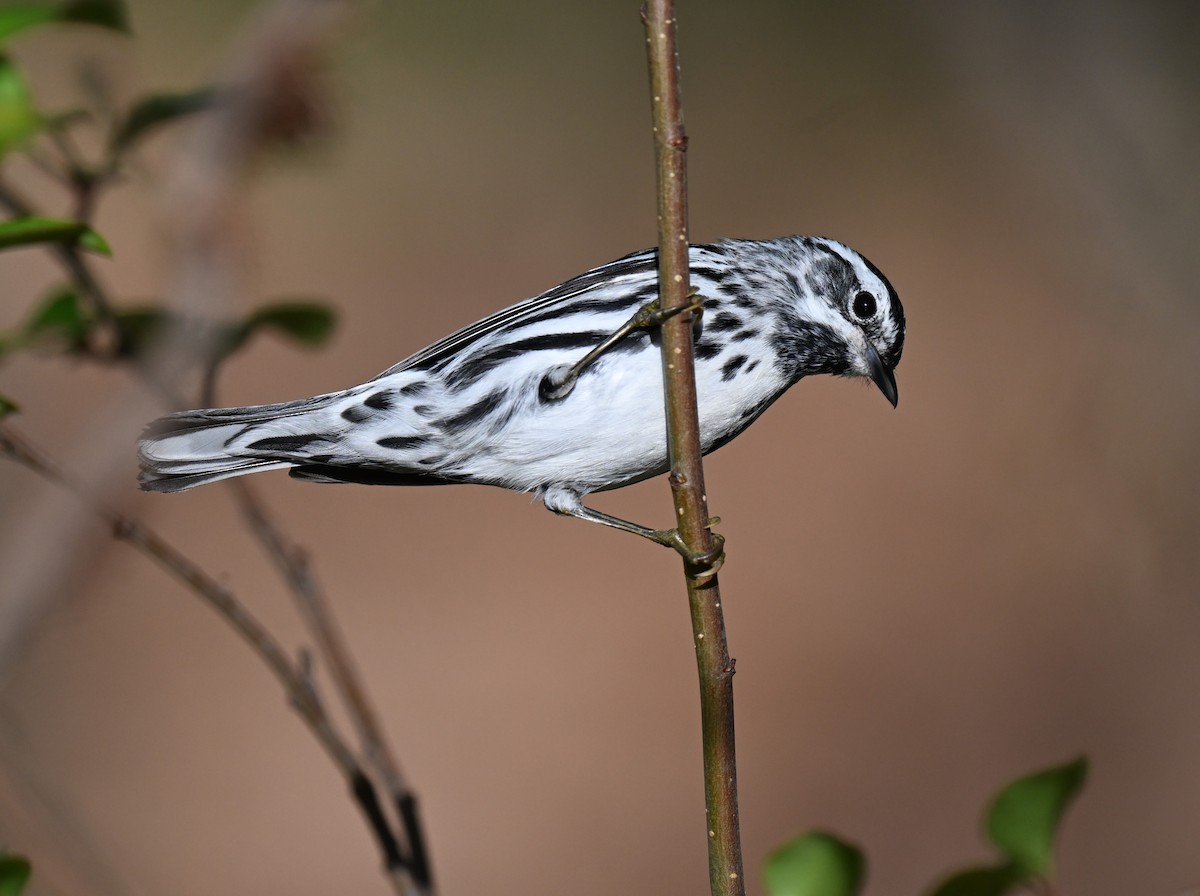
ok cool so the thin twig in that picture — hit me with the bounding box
[3,1,436,892]
[228,479,433,890]
[0,426,350,770]
[0,423,420,895]
[643,3,745,895]
[154,0,434,884]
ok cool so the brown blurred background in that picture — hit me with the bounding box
[1,1,1198,894]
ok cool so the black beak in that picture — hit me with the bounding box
[864,342,898,408]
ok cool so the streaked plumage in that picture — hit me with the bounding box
[138,236,905,541]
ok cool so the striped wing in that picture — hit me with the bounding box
[372,244,725,379]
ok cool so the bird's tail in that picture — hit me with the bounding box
[138,394,341,493]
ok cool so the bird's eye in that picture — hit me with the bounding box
[852,291,877,321]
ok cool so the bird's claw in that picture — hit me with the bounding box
[653,518,725,580]
[631,289,705,329]
[539,291,707,403]
[682,533,725,580]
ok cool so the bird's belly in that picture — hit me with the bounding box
[451,350,779,494]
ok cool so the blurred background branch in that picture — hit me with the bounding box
[0,1,432,892]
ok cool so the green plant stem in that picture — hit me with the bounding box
[643,3,745,895]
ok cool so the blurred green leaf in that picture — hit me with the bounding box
[111,302,335,362]
[927,863,1025,896]
[24,287,89,351]
[111,86,216,151]
[763,832,864,896]
[0,393,18,418]
[246,301,336,348]
[57,0,129,33]
[0,54,41,156]
[985,756,1087,878]
[0,1,126,44]
[77,226,111,255]
[0,854,31,896]
[112,306,176,358]
[43,106,89,132]
[0,7,57,43]
[0,216,110,254]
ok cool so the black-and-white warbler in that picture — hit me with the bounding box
[139,236,905,552]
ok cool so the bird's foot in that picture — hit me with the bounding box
[538,290,706,402]
[650,518,725,580]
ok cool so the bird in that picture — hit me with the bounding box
[138,235,905,557]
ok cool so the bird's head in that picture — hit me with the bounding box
[773,237,906,407]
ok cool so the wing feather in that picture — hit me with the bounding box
[371,248,666,378]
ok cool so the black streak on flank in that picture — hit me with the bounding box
[377,435,428,451]
[739,396,772,423]
[342,405,372,423]
[707,311,743,333]
[694,264,737,285]
[438,388,507,435]
[721,354,749,381]
[695,340,721,361]
[719,281,751,303]
[364,391,394,410]
[246,434,328,453]
[397,381,430,397]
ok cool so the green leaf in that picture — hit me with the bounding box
[111,86,217,151]
[0,216,110,255]
[927,863,1026,896]
[77,226,111,255]
[0,393,19,418]
[23,287,90,350]
[0,54,41,156]
[109,301,335,362]
[0,854,32,896]
[0,1,127,44]
[246,301,336,348]
[0,7,58,43]
[57,0,129,33]
[985,756,1087,877]
[763,831,865,896]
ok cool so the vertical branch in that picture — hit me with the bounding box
[642,4,745,896]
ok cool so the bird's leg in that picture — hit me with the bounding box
[541,486,724,578]
[539,289,705,401]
